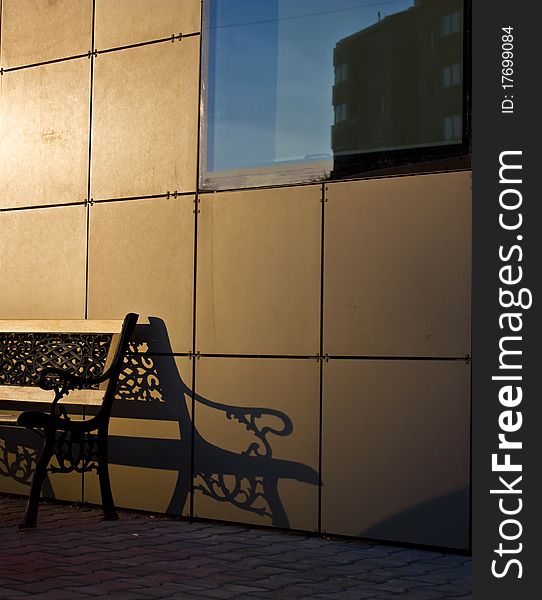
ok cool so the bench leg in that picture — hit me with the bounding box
[19,436,54,530]
[97,431,118,521]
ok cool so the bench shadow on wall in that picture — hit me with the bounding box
[0,318,320,529]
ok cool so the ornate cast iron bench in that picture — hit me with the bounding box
[0,313,138,529]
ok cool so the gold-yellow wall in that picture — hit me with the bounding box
[0,0,471,548]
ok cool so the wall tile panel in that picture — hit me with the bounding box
[0,206,86,318]
[324,172,472,357]
[1,0,92,68]
[196,186,321,355]
[193,357,320,532]
[0,59,90,209]
[88,196,194,353]
[91,39,200,200]
[321,359,470,548]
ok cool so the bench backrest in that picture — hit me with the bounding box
[0,315,138,416]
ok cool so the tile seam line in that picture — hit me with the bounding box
[1,52,89,72]
[93,192,196,203]
[0,201,87,213]
[96,32,201,56]
[146,353,471,361]
[0,32,201,72]
[0,193,196,212]
[317,183,326,535]
[84,0,96,323]
[189,0,206,521]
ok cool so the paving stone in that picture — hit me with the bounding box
[0,587,33,598]
[21,592,90,600]
[312,593,380,600]
[0,493,471,600]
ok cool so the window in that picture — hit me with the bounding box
[335,63,349,84]
[201,0,467,190]
[442,10,462,36]
[334,103,348,124]
[444,114,462,141]
[442,63,461,88]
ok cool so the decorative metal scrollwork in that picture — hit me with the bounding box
[195,394,293,459]
[194,473,273,520]
[0,433,99,478]
[0,333,112,387]
[50,431,98,474]
[0,439,37,484]
[116,346,165,402]
[225,409,277,458]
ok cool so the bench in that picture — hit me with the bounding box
[0,313,138,529]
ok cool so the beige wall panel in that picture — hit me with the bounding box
[0,425,82,502]
[95,0,201,50]
[0,465,33,495]
[85,466,182,514]
[88,196,194,353]
[84,356,191,516]
[0,0,92,68]
[321,359,470,548]
[0,206,86,319]
[46,464,83,503]
[91,39,199,200]
[324,172,471,357]
[109,417,181,440]
[0,426,43,496]
[194,358,319,532]
[0,60,90,209]
[196,186,321,355]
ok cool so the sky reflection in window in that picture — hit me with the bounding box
[202,0,464,189]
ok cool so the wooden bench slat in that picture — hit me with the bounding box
[0,320,124,334]
[0,413,18,423]
[0,386,104,405]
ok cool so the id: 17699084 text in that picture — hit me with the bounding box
[501,27,515,114]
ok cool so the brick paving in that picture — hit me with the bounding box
[0,494,471,599]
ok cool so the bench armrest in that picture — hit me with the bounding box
[194,392,292,458]
[39,366,110,392]
[38,366,110,417]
